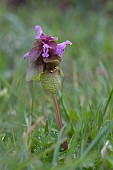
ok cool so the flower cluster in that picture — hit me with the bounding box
[24,25,72,61]
[24,25,72,82]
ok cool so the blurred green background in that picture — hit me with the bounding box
[0,0,113,169]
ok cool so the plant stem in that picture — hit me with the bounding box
[52,93,68,151]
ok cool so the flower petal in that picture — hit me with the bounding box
[42,44,50,57]
[35,25,43,39]
[52,37,58,41]
[65,40,72,45]
[55,40,72,57]
[23,52,29,59]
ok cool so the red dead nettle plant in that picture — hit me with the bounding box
[24,25,72,151]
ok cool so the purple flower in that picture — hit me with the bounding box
[24,25,72,82]
[23,25,72,63]
[42,44,50,58]
[55,40,72,57]
[35,25,43,39]
[24,52,29,59]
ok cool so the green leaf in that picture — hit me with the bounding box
[0,139,6,152]
[26,62,43,82]
[56,68,64,77]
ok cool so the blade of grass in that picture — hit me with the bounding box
[103,89,113,121]
[71,121,113,169]
[0,74,17,97]
[52,126,65,167]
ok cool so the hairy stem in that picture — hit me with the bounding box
[52,93,68,151]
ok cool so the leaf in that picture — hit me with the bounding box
[29,47,42,62]
[52,126,65,167]
[26,62,43,82]
[0,139,6,152]
[57,68,64,77]
[103,89,113,120]
[43,55,62,66]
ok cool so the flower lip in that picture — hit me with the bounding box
[55,40,72,57]
[42,44,50,58]
[65,40,72,45]
[24,52,29,59]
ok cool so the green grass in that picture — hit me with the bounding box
[0,2,113,170]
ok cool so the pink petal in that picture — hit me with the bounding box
[23,52,29,59]
[55,40,72,57]
[42,44,50,57]
[35,25,43,39]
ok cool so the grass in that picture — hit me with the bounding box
[0,2,113,169]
